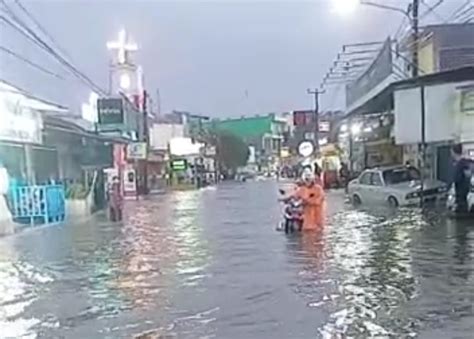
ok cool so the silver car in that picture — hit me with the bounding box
[348,166,447,207]
[446,177,474,213]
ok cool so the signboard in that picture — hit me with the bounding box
[293,111,331,133]
[346,38,393,108]
[293,110,314,127]
[319,121,330,132]
[171,159,187,171]
[127,142,147,160]
[97,98,124,125]
[123,167,137,199]
[298,141,314,157]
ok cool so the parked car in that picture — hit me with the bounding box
[446,176,474,213]
[348,166,447,207]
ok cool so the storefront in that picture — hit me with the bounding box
[0,80,63,184]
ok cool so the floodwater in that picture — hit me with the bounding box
[0,181,473,339]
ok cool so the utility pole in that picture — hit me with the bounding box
[156,88,161,119]
[142,90,149,195]
[412,0,419,77]
[307,88,325,153]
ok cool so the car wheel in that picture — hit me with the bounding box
[352,194,362,206]
[388,196,399,208]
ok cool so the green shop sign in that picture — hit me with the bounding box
[171,159,187,171]
[97,98,124,125]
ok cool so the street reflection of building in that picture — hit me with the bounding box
[115,191,210,310]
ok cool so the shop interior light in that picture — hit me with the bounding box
[351,123,362,135]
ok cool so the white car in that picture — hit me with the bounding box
[446,177,474,213]
[348,166,447,207]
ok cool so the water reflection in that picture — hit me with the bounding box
[0,183,472,338]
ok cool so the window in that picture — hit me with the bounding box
[383,167,420,185]
[359,172,372,185]
[371,172,384,186]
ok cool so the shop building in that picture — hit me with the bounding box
[0,80,66,184]
[393,67,474,182]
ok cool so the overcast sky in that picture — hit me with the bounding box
[0,0,467,117]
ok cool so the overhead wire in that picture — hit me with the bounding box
[0,45,65,79]
[451,3,473,22]
[447,0,472,21]
[12,0,73,61]
[0,0,107,95]
[420,0,446,22]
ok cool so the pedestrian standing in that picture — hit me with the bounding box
[107,176,123,222]
[339,162,350,193]
[451,144,472,213]
[295,171,325,230]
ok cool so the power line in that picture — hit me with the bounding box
[0,0,107,95]
[12,0,73,61]
[0,45,65,79]
[451,4,473,22]
[447,0,471,21]
[420,0,445,22]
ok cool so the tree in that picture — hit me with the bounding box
[212,131,249,171]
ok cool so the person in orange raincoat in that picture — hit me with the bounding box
[295,172,325,230]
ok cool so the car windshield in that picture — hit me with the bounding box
[383,167,420,185]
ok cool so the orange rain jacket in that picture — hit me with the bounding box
[295,182,325,230]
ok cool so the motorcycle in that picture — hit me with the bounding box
[278,189,303,234]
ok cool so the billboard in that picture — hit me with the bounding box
[346,38,393,108]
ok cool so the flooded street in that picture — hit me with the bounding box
[1,181,473,339]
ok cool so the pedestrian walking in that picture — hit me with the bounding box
[451,144,473,213]
[107,176,123,222]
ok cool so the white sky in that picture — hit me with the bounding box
[0,0,468,117]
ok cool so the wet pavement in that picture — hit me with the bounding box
[0,180,473,338]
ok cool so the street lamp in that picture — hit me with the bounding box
[331,0,359,16]
[332,0,419,77]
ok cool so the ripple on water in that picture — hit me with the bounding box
[0,185,473,338]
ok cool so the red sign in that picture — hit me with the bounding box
[293,110,314,126]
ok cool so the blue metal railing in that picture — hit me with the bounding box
[8,185,66,226]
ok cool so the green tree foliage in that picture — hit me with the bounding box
[212,131,249,170]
